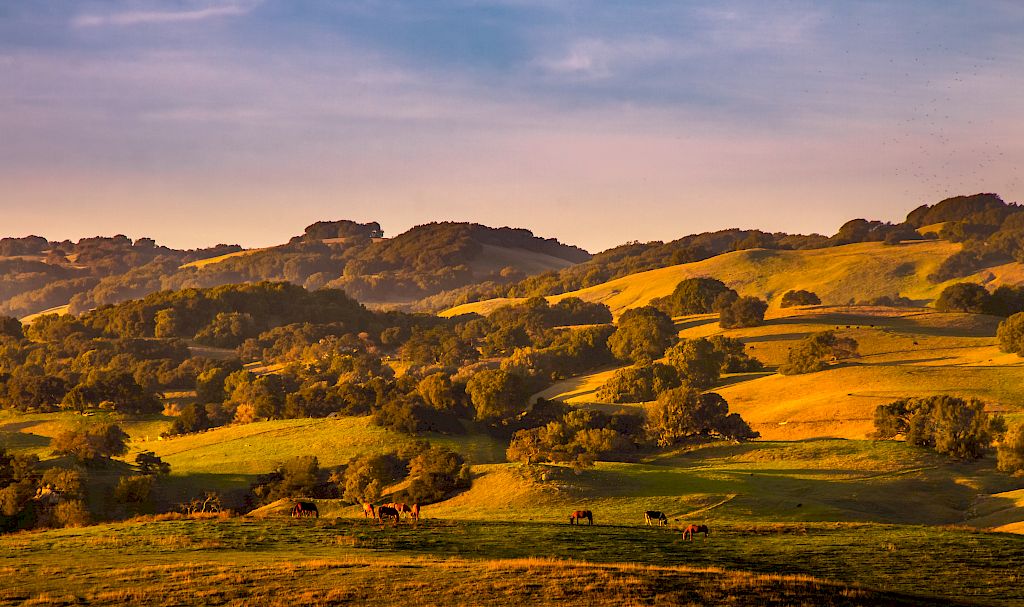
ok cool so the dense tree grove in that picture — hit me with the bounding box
[507,408,646,469]
[934,283,1024,317]
[873,396,1005,459]
[596,363,681,403]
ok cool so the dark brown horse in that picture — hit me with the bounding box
[292,502,319,518]
[682,524,709,540]
[378,505,400,524]
[645,510,668,526]
[569,510,593,525]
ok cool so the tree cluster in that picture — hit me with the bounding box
[872,395,1005,459]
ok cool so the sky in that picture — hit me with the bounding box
[1,1,1022,252]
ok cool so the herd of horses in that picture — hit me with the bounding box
[292,502,708,540]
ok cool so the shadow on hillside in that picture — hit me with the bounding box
[715,372,774,388]
[0,420,46,433]
[742,332,810,343]
[0,430,50,449]
[870,356,954,366]
[674,317,719,331]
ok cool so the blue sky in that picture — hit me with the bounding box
[1,1,1022,251]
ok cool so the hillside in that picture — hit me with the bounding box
[443,240,1024,318]
[536,305,1024,441]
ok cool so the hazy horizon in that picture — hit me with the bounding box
[2,1,1022,251]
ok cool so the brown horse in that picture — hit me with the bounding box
[393,503,411,517]
[569,510,593,525]
[378,505,400,524]
[409,503,420,521]
[682,524,709,540]
[361,503,376,519]
[292,502,319,518]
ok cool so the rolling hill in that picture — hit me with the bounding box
[442,240,1024,318]
[535,305,1024,441]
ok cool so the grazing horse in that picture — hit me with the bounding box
[393,503,411,517]
[682,524,709,540]
[361,503,376,519]
[377,505,400,524]
[292,502,319,518]
[569,510,593,525]
[644,510,668,526]
[409,503,420,521]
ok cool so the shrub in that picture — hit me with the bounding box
[997,423,1024,474]
[873,395,1003,459]
[780,290,821,308]
[997,312,1024,356]
[779,331,859,375]
[52,500,90,528]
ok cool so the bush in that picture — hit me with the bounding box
[779,331,859,375]
[52,500,90,527]
[873,395,1003,459]
[997,313,1024,356]
[997,423,1024,474]
[718,295,767,329]
[780,290,821,308]
[607,306,676,363]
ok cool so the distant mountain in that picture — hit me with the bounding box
[0,220,590,319]
[4,193,1022,320]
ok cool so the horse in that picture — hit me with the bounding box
[361,503,376,519]
[378,505,400,524]
[644,510,668,526]
[292,502,319,518]
[682,524,709,540]
[569,510,593,525]
[393,503,411,517]
[409,503,420,521]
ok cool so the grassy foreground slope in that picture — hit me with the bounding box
[2,517,1021,606]
[442,240,1024,318]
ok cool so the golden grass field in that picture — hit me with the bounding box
[179,248,267,270]
[536,306,1024,441]
[442,240,1024,318]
